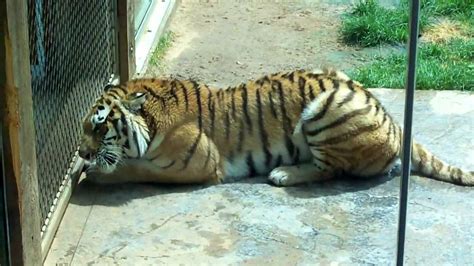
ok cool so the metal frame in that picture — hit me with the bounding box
[396,0,420,265]
[0,122,11,266]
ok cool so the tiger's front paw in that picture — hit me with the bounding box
[268,168,291,186]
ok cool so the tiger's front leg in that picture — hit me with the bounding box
[84,123,224,185]
[140,122,225,184]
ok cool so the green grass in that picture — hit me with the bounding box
[340,0,473,47]
[341,0,426,46]
[149,31,175,67]
[342,0,473,90]
[351,38,474,91]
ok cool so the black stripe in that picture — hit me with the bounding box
[110,88,125,97]
[311,147,343,167]
[387,121,394,141]
[375,104,381,116]
[332,79,340,90]
[143,86,167,109]
[107,91,120,100]
[161,98,167,109]
[318,79,326,92]
[299,76,307,111]
[160,160,176,169]
[256,89,273,168]
[294,148,300,164]
[382,112,388,125]
[181,133,201,170]
[241,84,252,133]
[268,91,278,118]
[364,90,371,104]
[284,135,296,163]
[192,81,203,130]
[246,152,257,176]
[170,80,179,105]
[306,105,372,136]
[120,115,128,136]
[307,73,321,80]
[124,139,130,150]
[231,87,237,119]
[104,135,117,141]
[275,80,292,134]
[256,75,270,86]
[319,123,381,145]
[308,84,316,100]
[207,87,215,138]
[132,131,141,158]
[180,81,189,111]
[225,111,231,141]
[415,144,424,172]
[337,90,355,107]
[347,80,355,91]
[287,71,295,82]
[217,89,224,108]
[309,89,338,122]
[143,85,159,99]
[180,82,203,170]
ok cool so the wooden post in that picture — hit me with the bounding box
[0,0,42,265]
[117,0,136,81]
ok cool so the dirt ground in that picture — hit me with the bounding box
[144,0,398,86]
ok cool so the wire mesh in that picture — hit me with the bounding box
[27,0,118,230]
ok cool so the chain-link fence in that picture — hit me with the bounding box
[27,0,118,233]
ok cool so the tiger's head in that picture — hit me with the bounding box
[78,85,150,174]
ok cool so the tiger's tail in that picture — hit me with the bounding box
[411,141,474,186]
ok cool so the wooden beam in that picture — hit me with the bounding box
[117,0,136,81]
[0,0,42,265]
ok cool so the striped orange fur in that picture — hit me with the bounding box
[78,68,473,186]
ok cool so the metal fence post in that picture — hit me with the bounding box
[397,0,421,265]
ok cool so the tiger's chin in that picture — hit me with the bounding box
[84,152,123,176]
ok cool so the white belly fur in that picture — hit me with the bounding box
[223,134,311,178]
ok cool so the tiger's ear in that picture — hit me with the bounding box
[104,84,116,92]
[123,92,147,111]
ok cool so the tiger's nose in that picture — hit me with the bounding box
[79,147,92,160]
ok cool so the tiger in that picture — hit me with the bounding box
[78,68,473,186]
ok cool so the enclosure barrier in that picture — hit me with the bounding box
[0,0,139,264]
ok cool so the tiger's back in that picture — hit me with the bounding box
[79,69,473,186]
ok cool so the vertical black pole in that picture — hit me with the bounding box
[397,0,420,265]
[1,124,11,266]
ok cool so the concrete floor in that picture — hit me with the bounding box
[45,89,474,265]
